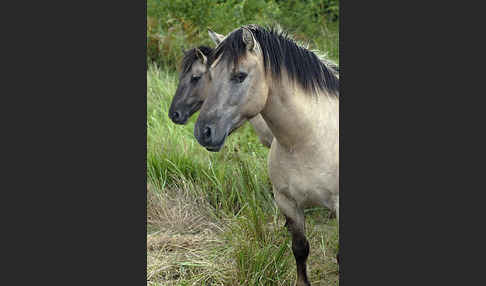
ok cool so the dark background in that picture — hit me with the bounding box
[1,0,484,285]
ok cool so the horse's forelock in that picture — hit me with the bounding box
[210,25,339,96]
[181,46,213,74]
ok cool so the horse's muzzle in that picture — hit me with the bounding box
[194,123,227,152]
[169,110,188,124]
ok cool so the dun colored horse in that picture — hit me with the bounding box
[168,43,273,147]
[193,25,339,286]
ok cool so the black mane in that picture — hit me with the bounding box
[211,25,339,96]
[181,45,213,74]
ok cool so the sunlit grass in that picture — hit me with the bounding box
[147,64,338,285]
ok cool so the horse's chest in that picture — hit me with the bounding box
[268,145,338,209]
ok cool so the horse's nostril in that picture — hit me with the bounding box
[172,111,180,120]
[203,126,211,138]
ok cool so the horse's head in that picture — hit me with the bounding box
[169,46,212,124]
[195,27,269,151]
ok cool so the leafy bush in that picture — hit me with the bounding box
[147,0,339,70]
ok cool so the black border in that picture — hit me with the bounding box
[339,0,343,283]
[339,1,481,284]
[8,1,148,284]
[7,0,479,284]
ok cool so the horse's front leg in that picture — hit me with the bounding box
[335,196,340,270]
[285,211,311,286]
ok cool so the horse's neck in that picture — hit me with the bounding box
[260,83,339,154]
[248,114,273,148]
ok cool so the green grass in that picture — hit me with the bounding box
[147,64,339,285]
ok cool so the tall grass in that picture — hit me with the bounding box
[147,63,339,285]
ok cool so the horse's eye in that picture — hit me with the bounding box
[232,72,247,83]
[191,75,201,83]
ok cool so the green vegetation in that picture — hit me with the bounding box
[147,1,339,285]
[147,0,339,70]
[147,66,339,285]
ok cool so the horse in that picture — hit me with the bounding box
[168,43,274,148]
[193,25,339,286]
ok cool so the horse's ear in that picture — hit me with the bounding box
[242,27,255,51]
[195,48,207,65]
[208,29,225,45]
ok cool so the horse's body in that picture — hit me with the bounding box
[266,78,339,214]
[168,45,274,148]
[194,25,339,286]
